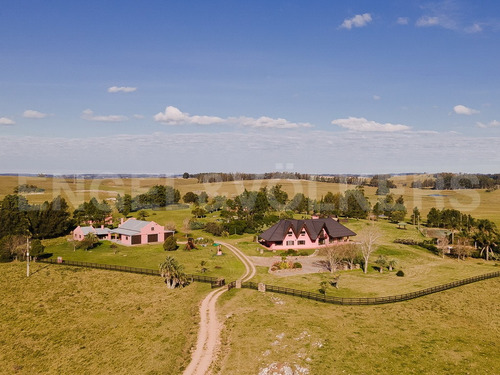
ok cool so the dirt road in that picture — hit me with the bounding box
[182,242,255,375]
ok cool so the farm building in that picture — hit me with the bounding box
[259,217,356,250]
[109,218,174,246]
[73,225,111,241]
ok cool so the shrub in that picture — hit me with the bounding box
[396,270,405,277]
[282,249,298,256]
[189,220,205,230]
[163,236,178,251]
[292,262,302,269]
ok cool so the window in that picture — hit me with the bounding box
[300,230,306,236]
[298,240,306,245]
[151,227,154,231]
[286,240,294,246]
[287,231,293,236]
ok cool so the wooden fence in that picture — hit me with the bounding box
[38,258,225,287]
[227,271,500,305]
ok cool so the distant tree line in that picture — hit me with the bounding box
[411,173,500,190]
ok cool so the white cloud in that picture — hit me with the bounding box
[373,95,381,101]
[23,110,49,119]
[81,109,128,122]
[416,16,445,27]
[465,23,482,33]
[154,106,312,128]
[476,120,500,128]
[107,86,137,93]
[453,105,479,115]
[331,117,411,132]
[340,13,372,29]
[133,114,145,119]
[154,106,223,125]
[232,116,312,129]
[397,17,409,25]
[0,117,15,125]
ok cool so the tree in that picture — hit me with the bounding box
[30,239,45,259]
[269,184,288,211]
[183,191,199,204]
[122,194,132,216]
[323,245,344,273]
[474,219,498,261]
[0,194,30,239]
[358,225,381,274]
[198,191,208,204]
[163,236,178,251]
[159,256,188,289]
[375,255,387,273]
[137,210,149,221]
[182,172,190,179]
[411,207,421,226]
[0,235,27,261]
[76,233,99,250]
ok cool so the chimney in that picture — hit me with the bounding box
[101,225,104,229]
[120,218,124,225]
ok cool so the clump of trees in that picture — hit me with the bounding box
[74,197,112,226]
[372,194,407,222]
[14,184,45,194]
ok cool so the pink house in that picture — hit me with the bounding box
[73,225,111,241]
[110,218,174,246]
[259,217,356,250]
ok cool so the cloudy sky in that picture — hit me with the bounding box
[1,0,500,174]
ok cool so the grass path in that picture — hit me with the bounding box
[182,243,255,375]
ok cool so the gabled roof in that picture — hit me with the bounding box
[259,218,356,242]
[77,226,110,236]
[119,219,155,232]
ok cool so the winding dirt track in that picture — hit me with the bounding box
[182,242,255,375]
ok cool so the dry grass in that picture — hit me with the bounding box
[216,277,500,374]
[0,262,208,375]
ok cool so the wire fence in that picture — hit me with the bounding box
[38,258,225,287]
[230,271,500,305]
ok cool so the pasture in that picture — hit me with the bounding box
[216,277,500,375]
[0,262,208,375]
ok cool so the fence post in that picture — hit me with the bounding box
[258,283,266,292]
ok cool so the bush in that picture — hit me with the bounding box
[189,220,205,230]
[396,270,405,277]
[163,236,178,251]
[292,262,302,269]
[282,249,298,256]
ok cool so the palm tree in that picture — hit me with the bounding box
[474,219,498,261]
[159,256,188,289]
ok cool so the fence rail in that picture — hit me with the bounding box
[237,271,500,305]
[38,258,225,287]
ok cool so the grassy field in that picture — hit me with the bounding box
[43,236,246,281]
[2,175,500,226]
[0,262,209,375]
[216,277,500,375]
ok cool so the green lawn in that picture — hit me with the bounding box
[0,262,209,375]
[43,236,246,282]
[216,277,500,375]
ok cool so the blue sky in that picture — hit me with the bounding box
[1,0,500,174]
